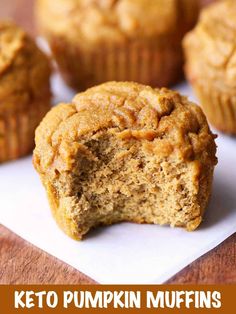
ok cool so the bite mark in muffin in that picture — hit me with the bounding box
[33,82,217,239]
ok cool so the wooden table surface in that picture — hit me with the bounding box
[0,0,236,285]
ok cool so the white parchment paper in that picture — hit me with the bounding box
[0,74,236,284]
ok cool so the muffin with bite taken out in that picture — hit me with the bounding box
[33,81,217,239]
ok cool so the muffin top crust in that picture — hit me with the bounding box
[0,22,51,113]
[34,81,217,176]
[184,0,236,89]
[36,0,199,45]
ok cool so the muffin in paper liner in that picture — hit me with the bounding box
[0,22,51,163]
[184,0,236,134]
[36,0,199,90]
[50,37,183,90]
[193,84,236,134]
[0,100,50,163]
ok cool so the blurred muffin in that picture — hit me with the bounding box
[0,22,51,163]
[33,81,217,239]
[184,0,236,134]
[36,0,199,90]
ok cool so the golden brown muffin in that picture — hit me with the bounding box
[35,0,199,90]
[0,22,51,163]
[184,0,236,134]
[33,81,217,240]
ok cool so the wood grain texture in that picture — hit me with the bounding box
[1,224,236,284]
[0,0,235,285]
[0,225,96,284]
[167,233,236,284]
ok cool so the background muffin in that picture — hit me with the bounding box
[184,0,236,134]
[34,81,217,240]
[0,22,51,163]
[36,0,199,91]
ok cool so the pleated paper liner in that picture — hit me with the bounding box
[0,100,50,163]
[50,37,184,91]
[194,83,236,135]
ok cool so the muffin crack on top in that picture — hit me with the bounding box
[36,0,196,41]
[0,23,50,96]
[34,82,217,240]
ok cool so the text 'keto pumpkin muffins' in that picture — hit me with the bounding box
[184,0,236,134]
[0,22,51,163]
[36,0,199,90]
[33,81,217,240]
